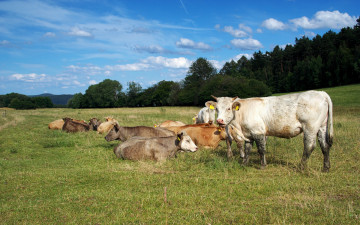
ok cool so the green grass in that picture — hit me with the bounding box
[1,85,360,224]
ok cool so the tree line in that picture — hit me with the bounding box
[0,93,53,109]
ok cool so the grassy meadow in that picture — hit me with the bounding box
[0,84,359,224]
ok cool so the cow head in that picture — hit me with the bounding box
[177,131,198,152]
[104,122,121,142]
[215,127,227,140]
[89,118,100,131]
[206,95,240,127]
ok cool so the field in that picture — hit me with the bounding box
[0,84,359,224]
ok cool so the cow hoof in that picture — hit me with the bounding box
[260,165,267,170]
[322,167,330,173]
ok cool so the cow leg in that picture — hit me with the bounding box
[254,134,267,169]
[226,136,234,160]
[318,126,331,172]
[300,131,317,170]
[242,141,253,165]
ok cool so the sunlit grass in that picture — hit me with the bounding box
[0,85,359,224]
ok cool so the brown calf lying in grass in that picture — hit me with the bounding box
[105,123,175,142]
[113,131,197,161]
[62,117,90,133]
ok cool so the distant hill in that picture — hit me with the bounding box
[30,93,74,106]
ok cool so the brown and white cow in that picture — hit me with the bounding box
[105,124,175,142]
[62,117,90,133]
[206,90,334,171]
[113,131,198,161]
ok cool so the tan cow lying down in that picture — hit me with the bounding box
[162,122,215,134]
[167,126,228,149]
[113,131,198,161]
[105,123,175,142]
[48,119,64,130]
[49,118,87,130]
[155,120,186,128]
[62,117,90,133]
[97,117,118,134]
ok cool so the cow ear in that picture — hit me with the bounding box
[205,101,216,110]
[232,101,241,111]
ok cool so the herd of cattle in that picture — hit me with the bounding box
[48,90,334,171]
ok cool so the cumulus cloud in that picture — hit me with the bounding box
[290,10,357,29]
[143,56,192,69]
[262,18,287,30]
[68,27,92,37]
[217,24,252,38]
[176,38,212,51]
[10,73,48,82]
[106,63,151,71]
[230,38,263,50]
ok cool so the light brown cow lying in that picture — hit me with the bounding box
[154,120,186,128]
[105,124,175,142]
[165,125,227,149]
[48,119,64,130]
[162,122,215,134]
[113,131,198,161]
[97,117,118,134]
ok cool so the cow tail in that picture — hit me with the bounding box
[325,93,334,146]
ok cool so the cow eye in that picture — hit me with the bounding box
[227,108,231,111]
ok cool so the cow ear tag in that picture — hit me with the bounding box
[177,137,181,141]
[235,106,239,111]
[210,105,215,110]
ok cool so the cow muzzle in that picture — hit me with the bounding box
[216,118,226,127]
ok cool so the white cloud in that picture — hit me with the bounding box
[143,56,192,69]
[233,53,252,61]
[43,32,56,37]
[218,24,252,38]
[68,27,92,37]
[106,63,151,71]
[223,26,248,38]
[231,38,263,50]
[89,80,97,85]
[10,73,47,82]
[290,10,357,29]
[262,18,287,30]
[176,38,212,51]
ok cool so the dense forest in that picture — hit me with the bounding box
[0,93,53,109]
[1,19,359,109]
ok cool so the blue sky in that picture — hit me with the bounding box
[0,0,358,95]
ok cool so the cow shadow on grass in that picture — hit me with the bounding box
[211,147,299,171]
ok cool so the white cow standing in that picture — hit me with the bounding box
[206,90,334,172]
[195,105,216,124]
